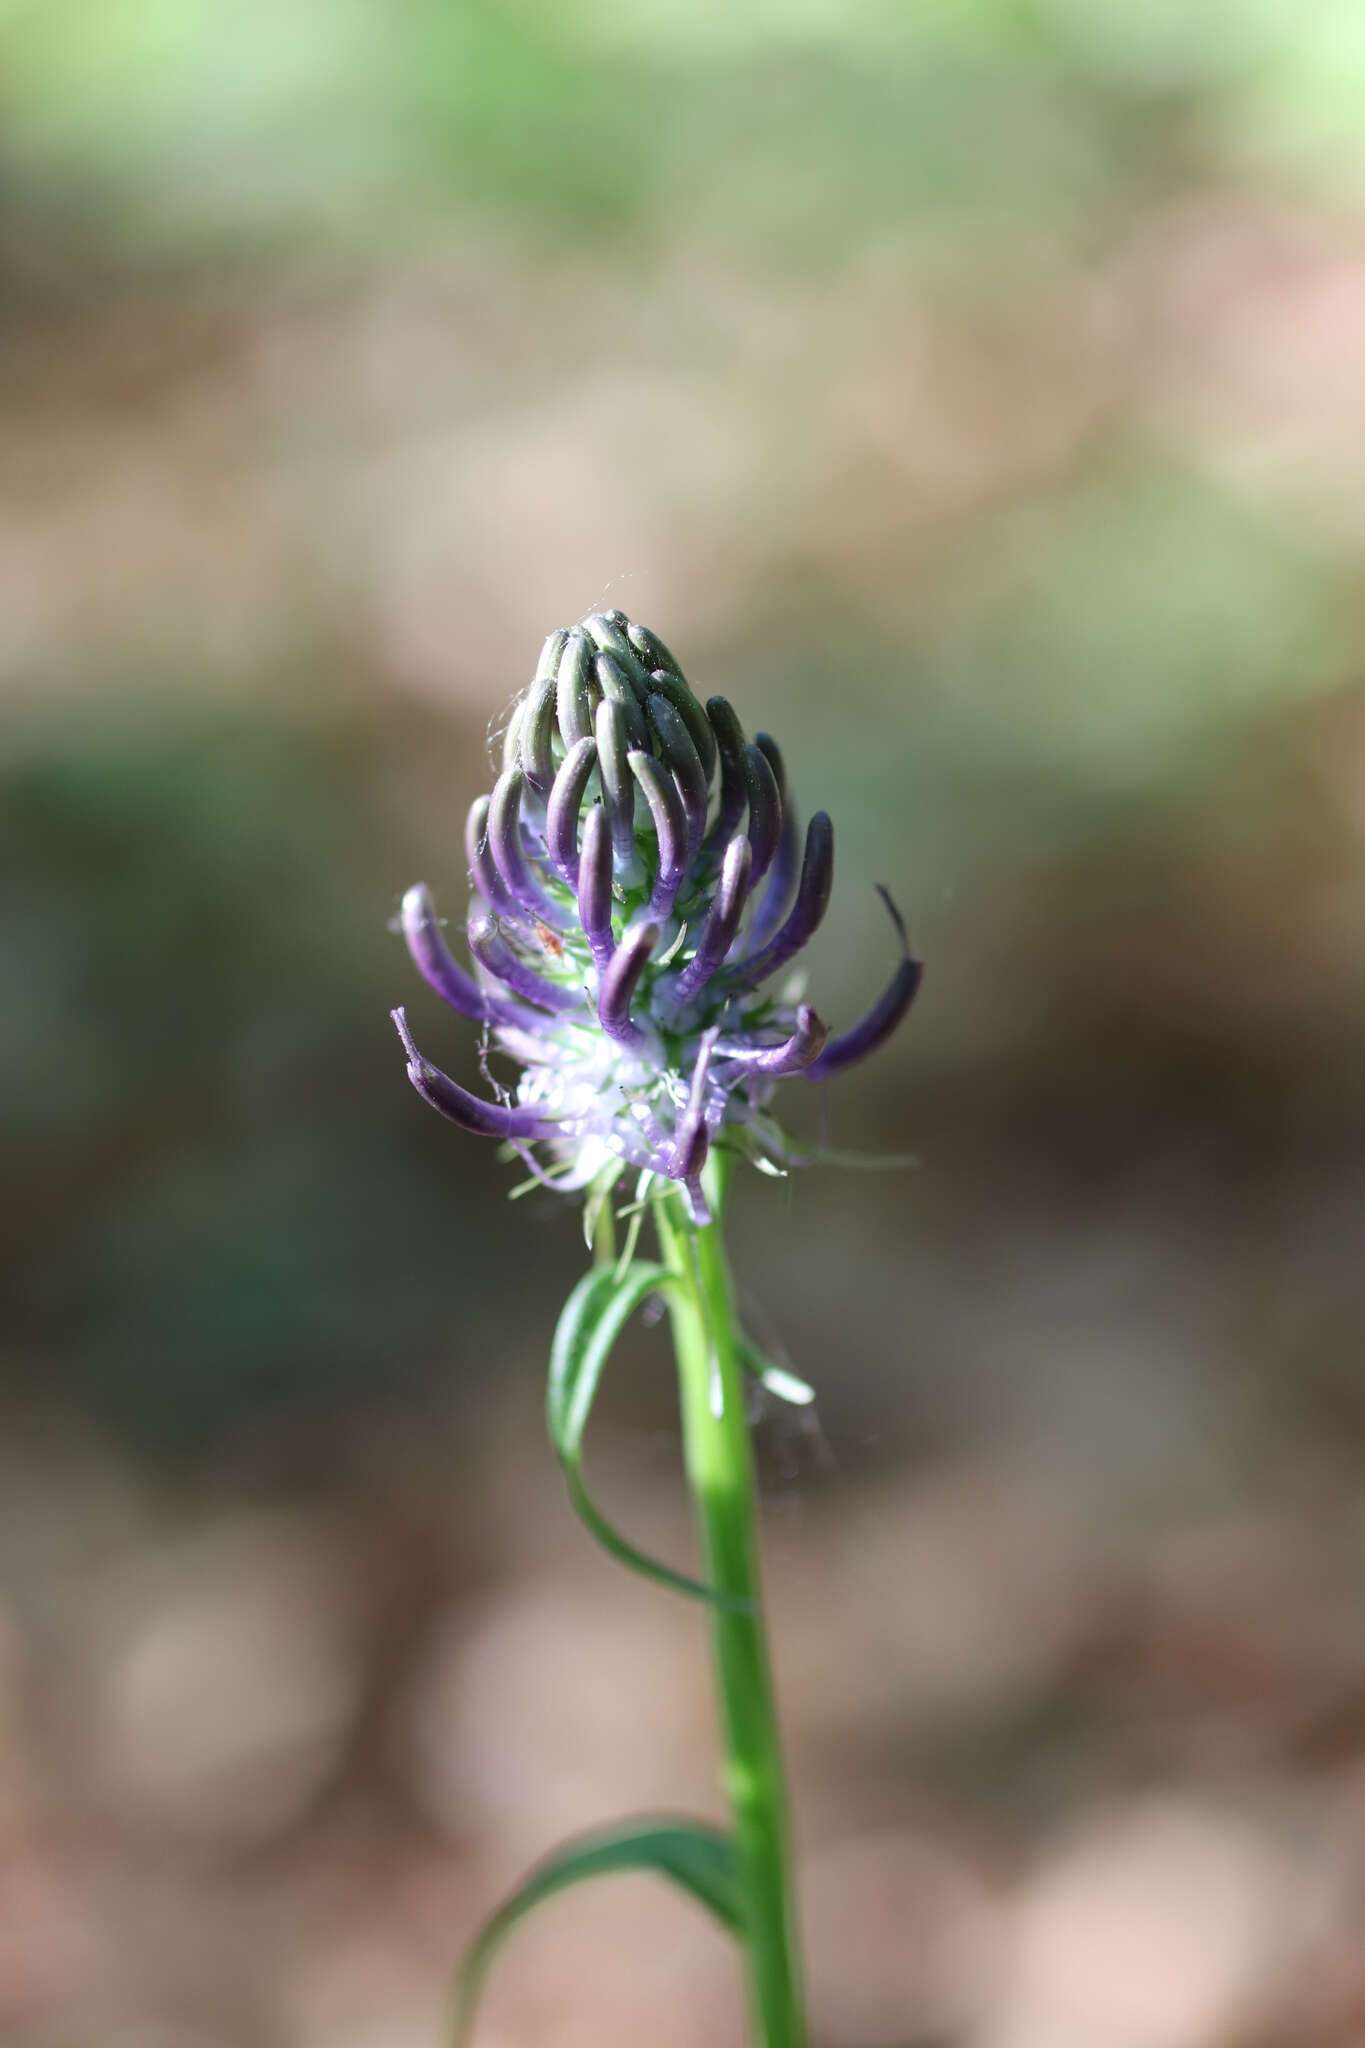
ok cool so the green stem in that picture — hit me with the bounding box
[656,1155,806,2048]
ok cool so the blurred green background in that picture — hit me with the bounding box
[6,4,1365,2044]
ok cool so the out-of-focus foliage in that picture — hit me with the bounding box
[4,0,1365,260]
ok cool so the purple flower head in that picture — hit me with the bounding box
[393,613,921,1223]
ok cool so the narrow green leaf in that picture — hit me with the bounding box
[451,1817,743,2045]
[548,1262,744,1605]
[548,1260,671,1453]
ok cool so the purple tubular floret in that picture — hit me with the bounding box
[488,769,573,931]
[465,794,517,917]
[668,1026,718,1180]
[672,1118,709,1184]
[545,736,598,887]
[648,695,708,862]
[520,674,558,796]
[741,742,782,887]
[739,811,834,985]
[703,697,747,856]
[671,834,752,1001]
[583,613,643,672]
[500,697,526,775]
[400,883,501,1024]
[556,629,597,748]
[594,650,649,750]
[535,626,568,682]
[628,750,688,916]
[576,802,615,970]
[647,668,717,784]
[391,1007,551,1138]
[627,619,683,680]
[468,915,584,1014]
[747,734,799,952]
[804,886,923,1080]
[721,1002,827,1075]
[594,697,643,884]
[597,919,658,1045]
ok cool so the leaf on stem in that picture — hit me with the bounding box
[451,1816,744,2045]
[547,1261,741,1605]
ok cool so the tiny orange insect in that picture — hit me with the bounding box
[533,920,565,959]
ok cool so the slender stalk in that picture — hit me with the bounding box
[656,1155,806,2048]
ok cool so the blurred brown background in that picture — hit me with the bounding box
[5,4,1365,2044]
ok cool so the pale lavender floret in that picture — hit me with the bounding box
[803,886,922,1081]
[392,1007,553,1138]
[545,736,598,887]
[740,812,834,985]
[468,914,585,1014]
[597,919,657,1045]
[618,1027,717,1219]
[576,801,615,970]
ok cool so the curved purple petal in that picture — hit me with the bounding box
[668,1026,718,1181]
[576,801,615,970]
[747,734,800,953]
[465,795,517,918]
[468,915,585,1014]
[648,694,708,859]
[555,628,598,748]
[534,626,568,682]
[488,768,573,930]
[629,750,688,917]
[391,1007,552,1138]
[703,697,748,857]
[646,667,717,783]
[720,1002,826,1075]
[803,887,922,1080]
[738,812,834,986]
[670,835,752,1003]
[400,883,497,1023]
[545,736,598,887]
[598,920,657,1046]
[594,696,645,886]
[594,649,649,751]
[519,674,558,796]
[741,741,782,887]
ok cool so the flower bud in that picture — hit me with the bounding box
[394,614,920,1207]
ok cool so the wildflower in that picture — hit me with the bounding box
[392,613,921,1222]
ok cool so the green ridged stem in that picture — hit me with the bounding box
[655,1156,807,2048]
